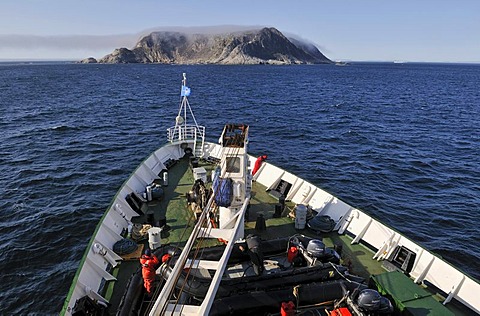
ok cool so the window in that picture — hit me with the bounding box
[226,157,241,173]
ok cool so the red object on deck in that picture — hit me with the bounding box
[280,301,295,316]
[287,246,298,263]
[161,254,172,263]
[252,155,267,176]
[330,307,352,316]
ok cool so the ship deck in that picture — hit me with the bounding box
[103,155,472,315]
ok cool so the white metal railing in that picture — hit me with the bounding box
[167,125,205,144]
[252,157,480,314]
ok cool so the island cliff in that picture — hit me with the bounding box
[93,27,331,65]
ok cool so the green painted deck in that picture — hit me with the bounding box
[372,270,455,316]
[103,156,472,315]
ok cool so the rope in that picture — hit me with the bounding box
[328,262,352,283]
[131,223,152,242]
[159,194,216,315]
[293,285,300,310]
[170,214,212,313]
[112,238,137,255]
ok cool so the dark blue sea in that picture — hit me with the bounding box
[0,62,479,314]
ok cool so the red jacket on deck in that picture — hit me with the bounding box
[252,155,268,176]
[140,253,159,294]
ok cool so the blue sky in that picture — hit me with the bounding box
[1,0,479,62]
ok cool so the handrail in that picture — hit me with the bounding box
[167,125,205,143]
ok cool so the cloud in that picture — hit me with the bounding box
[283,32,331,54]
[138,25,267,36]
[0,25,268,52]
[0,34,138,51]
[0,25,324,60]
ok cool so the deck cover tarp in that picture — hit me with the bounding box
[213,177,233,207]
[370,270,454,316]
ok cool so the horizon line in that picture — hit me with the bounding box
[1,58,479,64]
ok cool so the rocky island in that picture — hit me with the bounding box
[82,27,331,65]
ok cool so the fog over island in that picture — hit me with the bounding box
[1,25,327,62]
[81,27,332,65]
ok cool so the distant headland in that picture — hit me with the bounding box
[80,27,332,65]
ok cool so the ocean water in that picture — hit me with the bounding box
[0,62,479,314]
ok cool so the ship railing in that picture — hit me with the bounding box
[167,125,205,143]
[251,157,480,314]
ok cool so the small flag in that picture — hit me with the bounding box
[181,86,191,97]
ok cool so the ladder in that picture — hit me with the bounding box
[193,127,205,158]
[149,196,250,315]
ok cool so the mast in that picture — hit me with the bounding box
[167,73,205,157]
